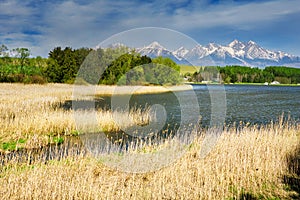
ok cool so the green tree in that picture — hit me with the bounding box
[100,53,152,85]
[44,58,61,83]
[152,56,180,72]
[230,73,238,83]
[0,44,8,57]
[73,47,92,68]
[12,48,31,72]
[45,47,91,83]
[77,48,105,84]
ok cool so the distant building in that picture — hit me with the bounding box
[201,80,212,84]
[270,81,280,85]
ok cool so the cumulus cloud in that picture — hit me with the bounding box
[0,0,299,56]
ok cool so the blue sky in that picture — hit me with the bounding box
[0,0,300,57]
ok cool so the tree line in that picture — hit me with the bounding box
[187,65,300,84]
[1,44,300,85]
[0,44,181,85]
[0,45,48,83]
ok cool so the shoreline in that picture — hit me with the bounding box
[0,83,194,96]
[188,82,300,86]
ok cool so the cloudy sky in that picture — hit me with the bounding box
[1,0,300,57]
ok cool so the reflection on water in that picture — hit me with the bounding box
[0,136,86,166]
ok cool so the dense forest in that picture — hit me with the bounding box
[1,44,300,85]
[186,65,300,84]
[0,45,181,85]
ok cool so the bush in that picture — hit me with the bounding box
[29,75,47,84]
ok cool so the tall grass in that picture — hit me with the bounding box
[0,83,158,150]
[0,122,299,199]
[0,83,299,199]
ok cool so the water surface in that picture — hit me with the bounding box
[104,84,300,127]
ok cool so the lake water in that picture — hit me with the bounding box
[216,85,300,125]
[98,84,300,128]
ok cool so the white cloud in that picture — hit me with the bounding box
[170,0,300,30]
[1,0,300,56]
[0,0,34,33]
[0,0,32,16]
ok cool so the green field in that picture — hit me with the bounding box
[179,65,201,75]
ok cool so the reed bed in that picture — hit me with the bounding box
[0,122,299,199]
[0,83,154,150]
[0,83,299,199]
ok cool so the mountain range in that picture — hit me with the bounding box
[134,40,300,67]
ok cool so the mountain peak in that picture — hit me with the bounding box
[229,39,244,47]
[135,40,299,67]
[247,40,257,45]
[207,42,219,49]
[146,41,166,49]
[207,42,218,46]
[174,46,189,58]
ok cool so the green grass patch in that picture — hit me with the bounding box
[70,130,80,136]
[1,138,26,151]
[48,136,64,145]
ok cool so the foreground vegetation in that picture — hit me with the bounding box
[1,83,183,150]
[1,118,299,199]
[0,83,299,199]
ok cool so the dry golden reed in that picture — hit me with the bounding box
[0,83,299,199]
[0,83,157,149]
[0,123,299,199]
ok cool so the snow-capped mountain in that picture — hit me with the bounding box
[134,40,300,67]
[136,42,186,64]
[137,41,169,58]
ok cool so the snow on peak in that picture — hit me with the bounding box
[229,39,240,47]
[206,43,220,53]
[247,40,257,45]
[207,42,219,48]
[173,46,189,57]
[115,40,300,67]
[146,41,166,49]
[136,41,176,59]
[229,39,245,50]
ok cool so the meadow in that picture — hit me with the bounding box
[0,83,299,199]
[179,65,202,75]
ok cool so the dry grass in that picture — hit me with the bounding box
[0,83,300,199]
[0,123,299,199]
[0,83,168,149]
